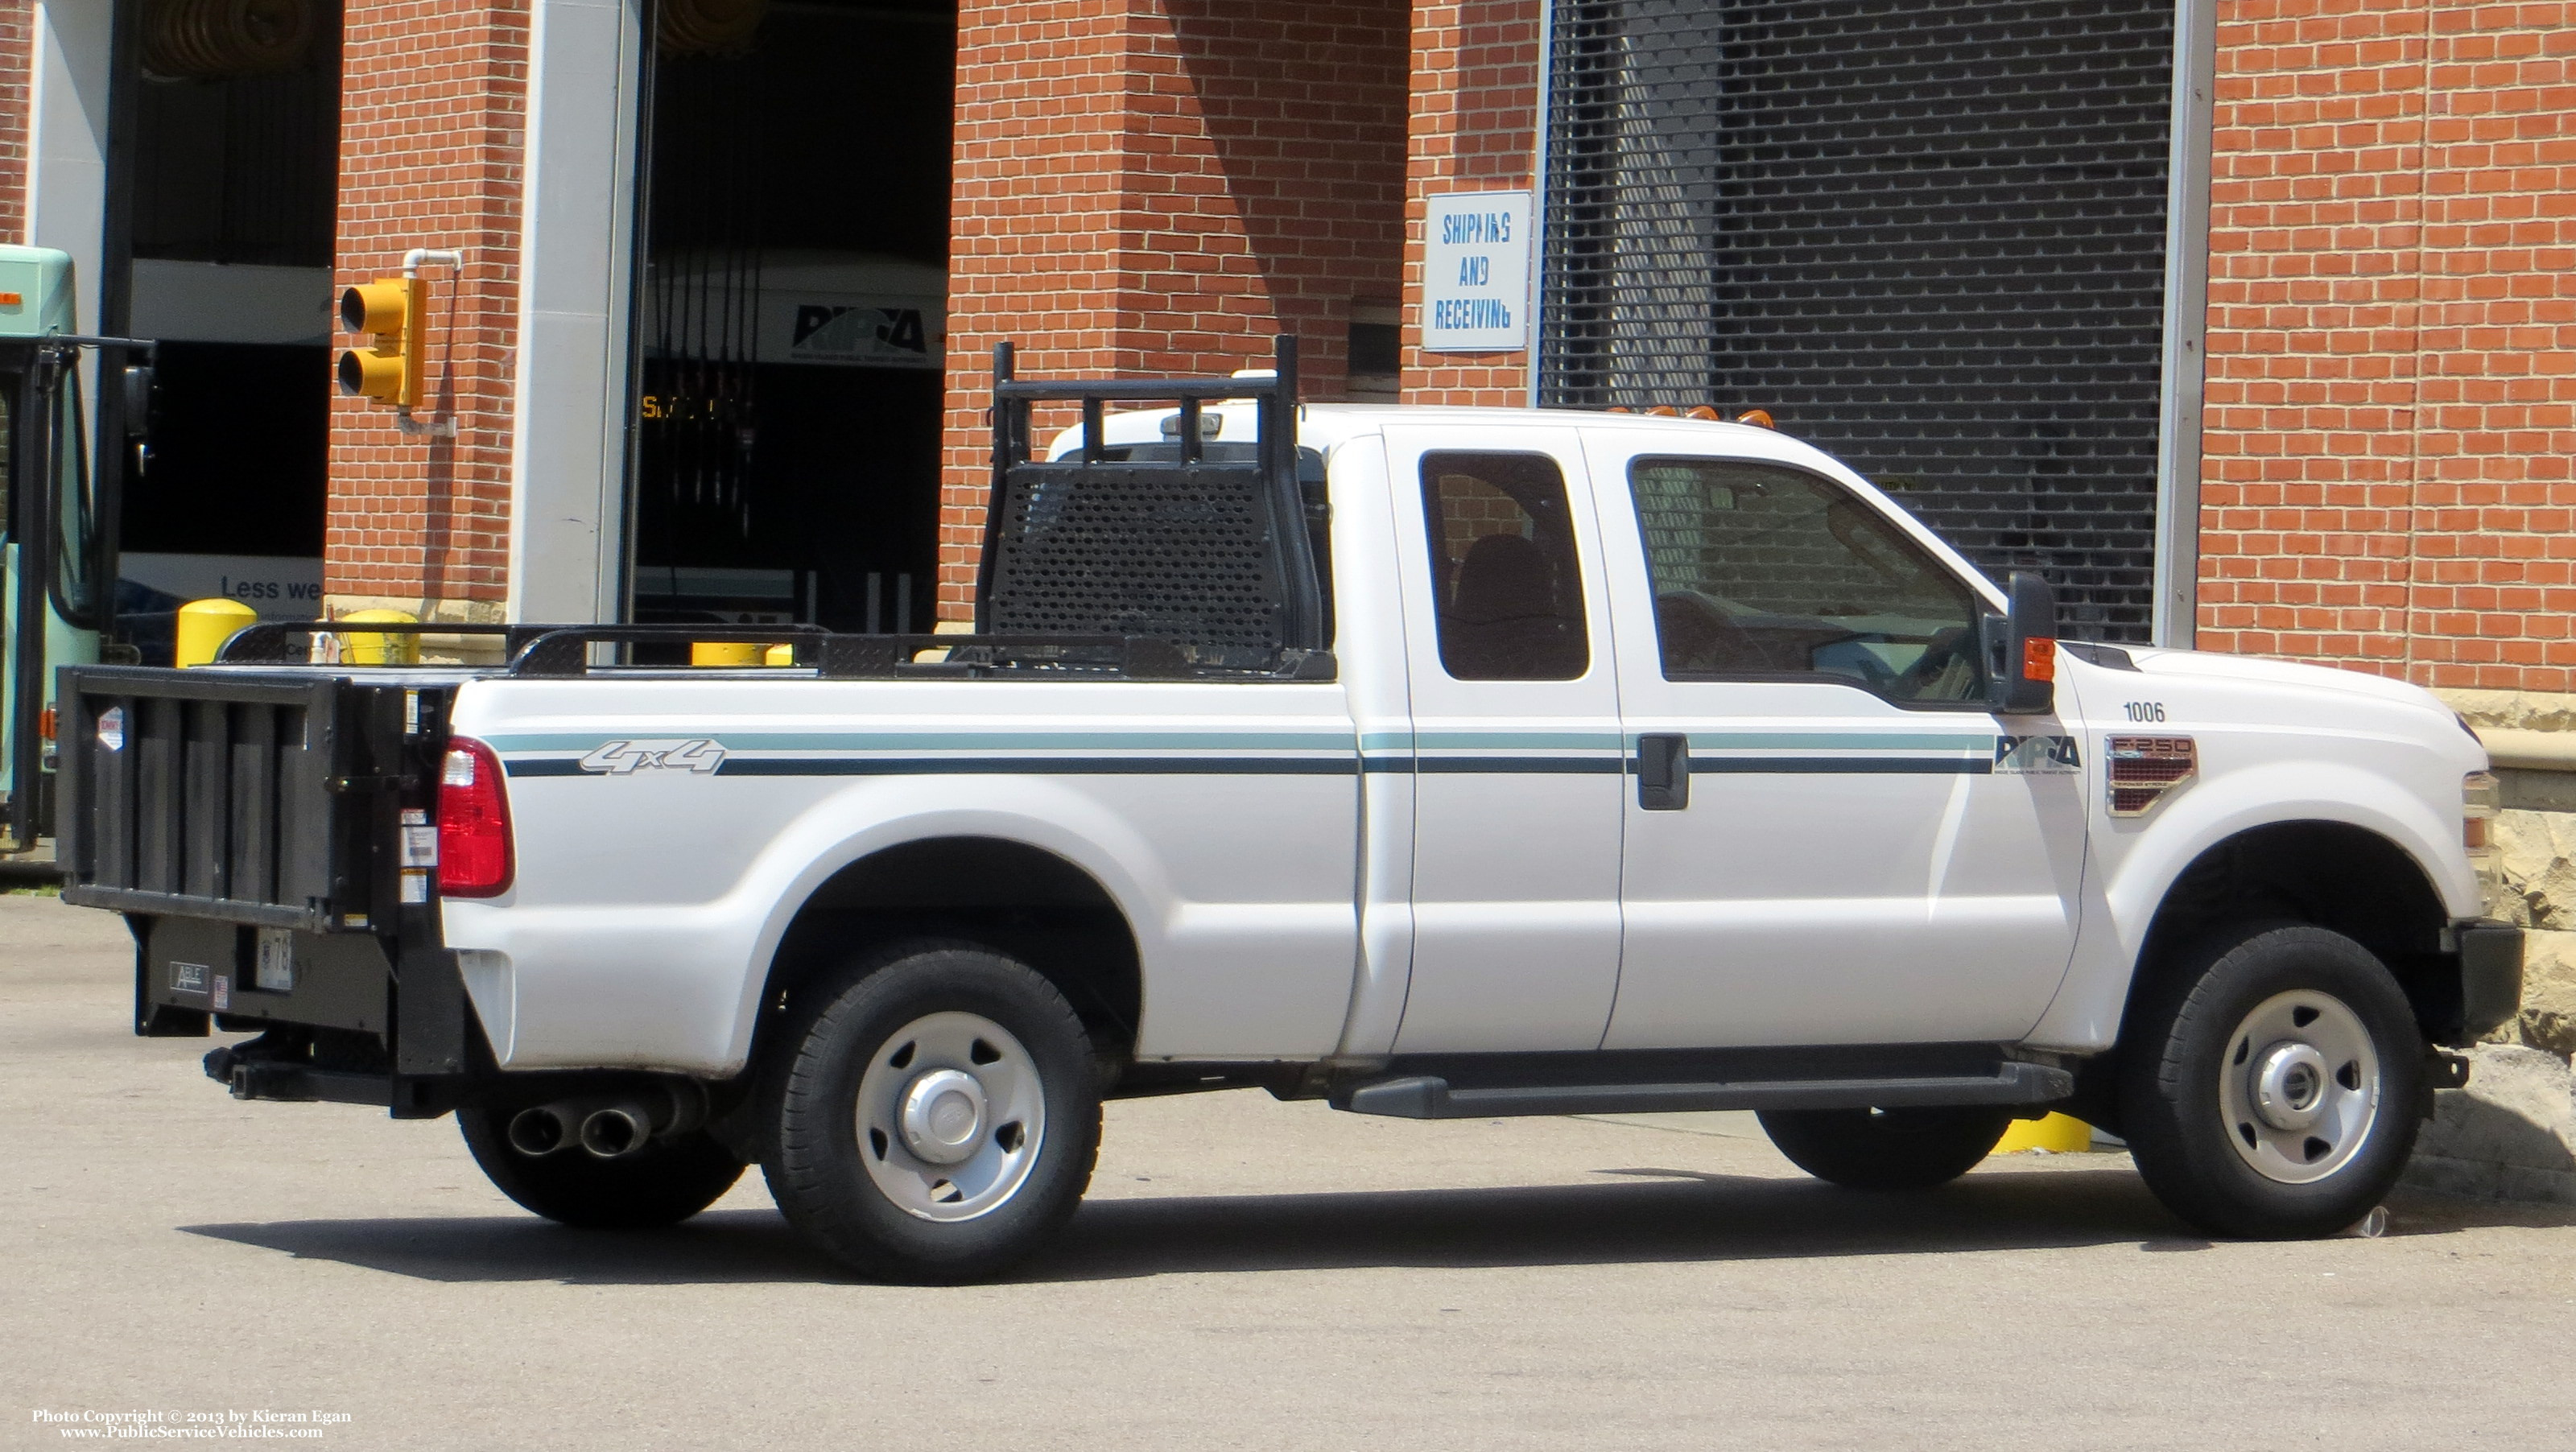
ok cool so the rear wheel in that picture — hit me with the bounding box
[458,1108,745,1228]
[1757,1105,2013,1190]
[2120,922,2423,1239]
[762,943,1101,1283]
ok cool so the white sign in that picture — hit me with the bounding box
[119,553,324,618]
[1422,190,1533,353]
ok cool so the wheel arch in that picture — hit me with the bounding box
[2127,819,2455,1045]
[748,835,1146,1076]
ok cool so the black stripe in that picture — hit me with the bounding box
[505,760,592,778]
[1412,756,1628,774]
[1688,756,1993,775]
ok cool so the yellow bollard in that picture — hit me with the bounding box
[691,641,764,666]
[339,608,419,666]
[1993,1112,2095,1155]
[174,598,258,667]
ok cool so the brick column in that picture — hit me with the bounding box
[0,0,27,241]
[324,0,529,627]
[938,0,1406,621]
[1402,0,1540,406]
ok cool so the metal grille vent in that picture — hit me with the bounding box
[984,463,1286,654]
[1542,0,2176,641]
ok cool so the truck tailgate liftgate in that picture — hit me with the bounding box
[56,665,477,1112]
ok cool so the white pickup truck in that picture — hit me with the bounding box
[58,344,2522,1281]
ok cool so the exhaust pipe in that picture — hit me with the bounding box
[578,1100,657,1159]
[506,1102,577,1157]
[502,1082,708,1160]
[579,1081,711,1158]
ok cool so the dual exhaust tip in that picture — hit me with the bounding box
[505,1084,704,1161]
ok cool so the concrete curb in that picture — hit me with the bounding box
[2403,1043,2576,1207]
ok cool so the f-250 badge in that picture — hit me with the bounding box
[579,738,728,775]
[1994,735,2080,774]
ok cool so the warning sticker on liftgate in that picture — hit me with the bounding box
[1994,735,2081,774]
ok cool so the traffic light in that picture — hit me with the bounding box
[337,277,422,408]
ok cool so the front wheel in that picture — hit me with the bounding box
[1758,1105,2013,1190]
[2120,922,2424,1239]
[763,943,1102,1283]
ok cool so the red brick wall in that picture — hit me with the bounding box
[324,0,529,612]
[0,0,27,242]
[1402,0,1539,406]
[938,0,1408,620]
[2198,0,2576,691]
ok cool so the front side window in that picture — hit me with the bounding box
[1420,452,1590,681]
[1629,457,1982,703]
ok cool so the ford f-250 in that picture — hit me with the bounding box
[55,340,2524,1281]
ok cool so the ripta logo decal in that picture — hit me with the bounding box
[1995,735,2081,775]
[578,738,729,775]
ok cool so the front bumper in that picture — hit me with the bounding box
[2449,919,2524,1045]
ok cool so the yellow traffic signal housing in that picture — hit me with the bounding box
[336,277,422,408]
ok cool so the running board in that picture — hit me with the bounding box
[1332,1061,2074,1120]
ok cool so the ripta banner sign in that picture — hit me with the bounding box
[1994,735,2082,775]
[1422,190,1532,354]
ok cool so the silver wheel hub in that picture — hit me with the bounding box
[899,1069,987,1165]
[855,1011,1046,1223]
[2252,1042,2330,1132]
[2217,990,2380,1186]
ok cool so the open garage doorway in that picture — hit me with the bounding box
[628,0,953,633]
[112,0,342,662]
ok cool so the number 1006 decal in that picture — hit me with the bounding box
[2123,701,2168,723]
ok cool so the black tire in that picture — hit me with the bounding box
[1757,1105,2013,1190]
[2120,922,2424,1239]
[762,942,1101,1283]
[458,1108,745,1229]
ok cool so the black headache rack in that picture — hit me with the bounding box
[978,333,1330,670]
[192,338,1334,683]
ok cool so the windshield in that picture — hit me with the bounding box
[0,371,14,544]
[40,357,94,625]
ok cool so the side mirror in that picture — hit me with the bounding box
[1984,570,2057,716]
[120,365,154,440]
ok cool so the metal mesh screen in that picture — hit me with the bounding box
[985,463,1287,652]
[1541,0,2176,641]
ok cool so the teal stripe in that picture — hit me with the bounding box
[1414,731,1626,751]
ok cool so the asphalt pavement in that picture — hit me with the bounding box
[6,889,2573,1451]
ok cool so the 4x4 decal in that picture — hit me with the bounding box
[577,738,729,775]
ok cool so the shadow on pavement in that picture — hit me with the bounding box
[182,1166,2572,1287]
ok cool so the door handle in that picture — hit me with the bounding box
[1637,733,1690,811]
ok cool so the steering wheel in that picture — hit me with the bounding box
[1654,591,1766,674]
[1890,625,1977,700]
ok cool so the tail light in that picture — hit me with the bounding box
[437,736,514,897]
[2107,736,2196,817]
[2463,771,2502,888]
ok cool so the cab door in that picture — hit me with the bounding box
[1586,431,2087,1049]
[1381,425,1627,1053]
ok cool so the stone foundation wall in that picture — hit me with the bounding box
[2441,687,2576,1057]
[2409,687,2576,1206]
